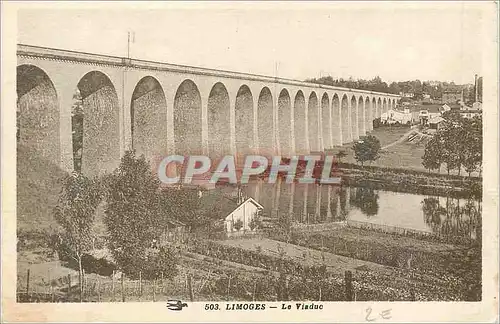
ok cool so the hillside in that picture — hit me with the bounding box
[16,144,68,230]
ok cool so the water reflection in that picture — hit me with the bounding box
[349,187,379,217]
[422,197,481,240]
[225,180,480,240]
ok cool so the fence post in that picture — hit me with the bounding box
[47,269,51,297]
[187,275,194,302]
[139,271,142,297]
[67,274,71,300]
[344,270,353,301]
[81,269,85,302]
[226,276,231,301]
[161,272,164,294]
[97,277,101,302]
[153,278,156,302]
[121,273,125,302]
[252,281,257,302]
[111,270,115,301]
[26,269,30,298]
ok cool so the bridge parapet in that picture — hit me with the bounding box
[18,44,400,99]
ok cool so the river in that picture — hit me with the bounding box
[217,179,481,241]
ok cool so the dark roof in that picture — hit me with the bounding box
[199,190,239,220]
[417,104,442,113]
[448,104,462,110]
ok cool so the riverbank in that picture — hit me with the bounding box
[338,162,481,200]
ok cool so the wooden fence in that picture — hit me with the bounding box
[17,267,360,303]
[346,219,433,237]
[345,219,476,245]
[17,269,197,303]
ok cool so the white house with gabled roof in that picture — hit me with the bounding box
[224,197,263,235]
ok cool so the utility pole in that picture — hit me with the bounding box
[125,30,135,153]
[127,31,130,59]
[127,31,135,59]
[474,74,478,103]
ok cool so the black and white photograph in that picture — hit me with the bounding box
[2,2,498,323]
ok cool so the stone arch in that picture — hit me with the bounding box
[207,82,231,159]
[365,97,371,133]
[17,64,60,165]
[331,93,341,145]
[358,96,365,137]
[235,85,254,155]
[377,98,382,118]
[350,95,358,141]
[341,94,350,144]
[321,93,331,149]
[174,79,202,155]
[293,90,307,154]
[257,87,274,155]
[308,92,319,152]
[277,88,292,157]
[76,70,120,176]
[372,98,377,120]
[130,76,168,162]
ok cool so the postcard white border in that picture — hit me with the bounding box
[2,1,498,323]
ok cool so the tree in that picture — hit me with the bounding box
[54,173,102,301]
[103,150,178,279]
[233,219,243,231]
[462,116,483,177]
[423,113,482,176]
[335,150,347,164]
[249,212,262,231]
[160,187,204,232]
[422,135,443,172]
[71,90,84,173]
[349,187,379,217]
[352,135,381,166]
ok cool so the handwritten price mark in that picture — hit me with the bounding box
[365,307,392,322]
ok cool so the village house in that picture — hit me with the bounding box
[458,109,482,119]
[418,110,430,126]
[428,116,445,130]
[224,197,263,237]
[194,185,266,237]
[381,108,413,125]
[399,91,414,98]
[440,104,451,114]
[441,89,464,104]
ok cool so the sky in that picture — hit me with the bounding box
[17,2,486,85]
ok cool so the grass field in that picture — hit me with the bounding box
[334,126,479,176]
[366,127,413,147]
[335,127,427,171]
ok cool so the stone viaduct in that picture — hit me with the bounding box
[17,44,400,177]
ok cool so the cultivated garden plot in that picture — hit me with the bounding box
[5,5,498,324]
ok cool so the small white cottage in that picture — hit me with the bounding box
[224,197,263,235]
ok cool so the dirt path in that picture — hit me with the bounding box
[381,126,417,150]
